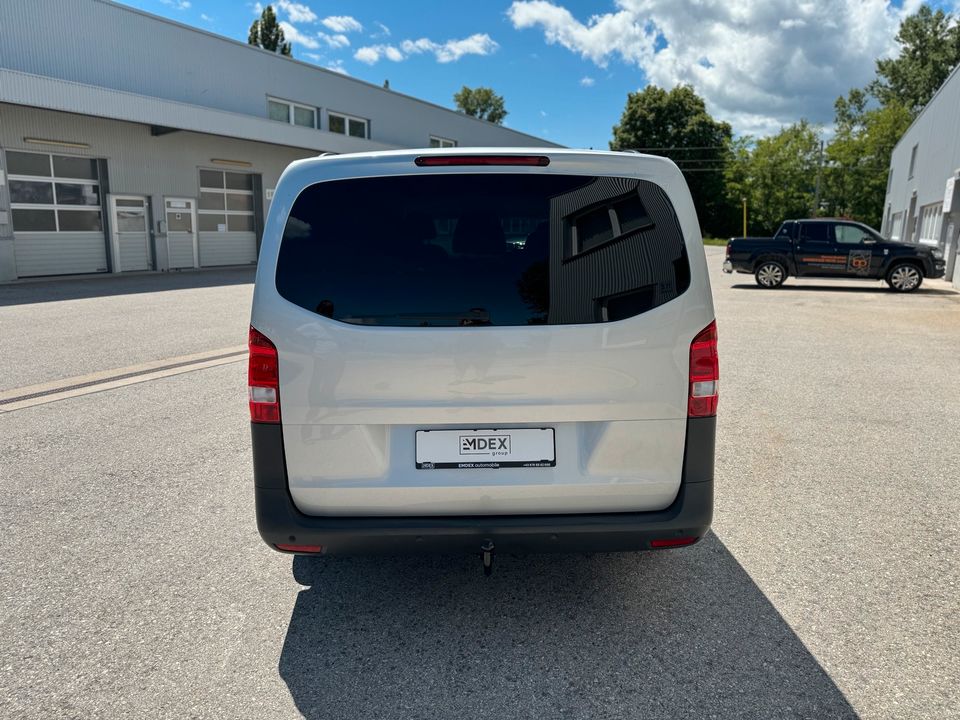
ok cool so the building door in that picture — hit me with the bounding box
[109,195,150,272]
[6,149,108,277]
[165,198,198,269]
[197,169,258,267]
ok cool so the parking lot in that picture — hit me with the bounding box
[1,247,958,719]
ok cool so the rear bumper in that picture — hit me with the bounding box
[252,417,715,555]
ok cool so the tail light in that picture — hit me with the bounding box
[248,326,280,423]
[688,320,719,417]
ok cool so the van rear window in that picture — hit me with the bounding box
[275,174,689,326]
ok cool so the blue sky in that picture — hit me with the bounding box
[125,1,957,148]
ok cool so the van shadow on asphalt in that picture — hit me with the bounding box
[278,534,858,720]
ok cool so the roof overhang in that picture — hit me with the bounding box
[0,68,400,154]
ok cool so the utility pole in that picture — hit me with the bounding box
[813,140,824,215]
[741,197,747,236]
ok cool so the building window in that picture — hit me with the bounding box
[6,150,102,233]
[918,203,944,245]
[267,97,317,129]
[198,169,255,232]
[328,112,369,139]
[908,144,918,179]
[429,136,457,148]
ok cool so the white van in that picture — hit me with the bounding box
[249,149,717,570]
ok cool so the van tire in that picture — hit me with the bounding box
[885,262,923,292]
[755,261,786,288]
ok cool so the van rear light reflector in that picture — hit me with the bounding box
[275,544,324,553]
[248,326,280,424]
[688,320,719,418]
[650,536,698,549]
[415,155,550,167]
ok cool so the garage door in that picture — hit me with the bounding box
[6,150,108,277]
[197,169,258,267]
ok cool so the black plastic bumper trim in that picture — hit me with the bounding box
[251,416,716,555]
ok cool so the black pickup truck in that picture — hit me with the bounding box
[723,218,946,292]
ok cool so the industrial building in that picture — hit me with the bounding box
[0,0,558,281]
[882,62,960,288]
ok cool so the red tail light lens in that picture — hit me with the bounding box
[415,155,550,167]
[651,536,698,549]
[275,543,324,553]
[688,320,719,417]
[248,326,280,424]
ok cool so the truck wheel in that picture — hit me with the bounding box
[755,261,786,288]
[885,263,923,292]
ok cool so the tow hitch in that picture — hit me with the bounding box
[480,540,495,576]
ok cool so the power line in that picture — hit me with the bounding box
[627,146,730,151]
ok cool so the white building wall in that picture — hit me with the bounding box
[883,63,960,288]
[0,104,314,278]
[0,0,559,152]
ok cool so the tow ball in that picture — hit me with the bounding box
[480,540,495,576]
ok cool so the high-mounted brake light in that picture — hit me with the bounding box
[248,326,280,424]
[415,155,550,167]
[688,320,719,418]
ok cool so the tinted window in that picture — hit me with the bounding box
[52,155,98,180]
[276,174,689,327]
[57,210,102,231]
[800,222,833,243]
[9,180,54,204]
[11,208,56,231]
[6,151,51,177]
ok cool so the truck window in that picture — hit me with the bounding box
[834,224,872,245]
[799,223,833,243]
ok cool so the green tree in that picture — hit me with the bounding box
[610,85,735,236]
[724,121,823,235]
[453,86,508,124]
[824,91,912,229]
[248,5,292,57]
[869,5,960,115]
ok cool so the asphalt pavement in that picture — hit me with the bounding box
[1,250,958,718]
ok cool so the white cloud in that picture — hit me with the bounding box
[252,2,263,13]
[280,21,320,49]
[373,21,391,38]
[353,44,404,64]
[319,32,350,48]
[400,33,499,63]
[161,0,190,9]
[540,109,548,117]
[276,0,317,23]
[200,13,213,22]
[508,0,914,136]
[326,59,349,75]
[322,15,363,33]
[580,76,595,86]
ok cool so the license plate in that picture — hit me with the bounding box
[416,428,555,469]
